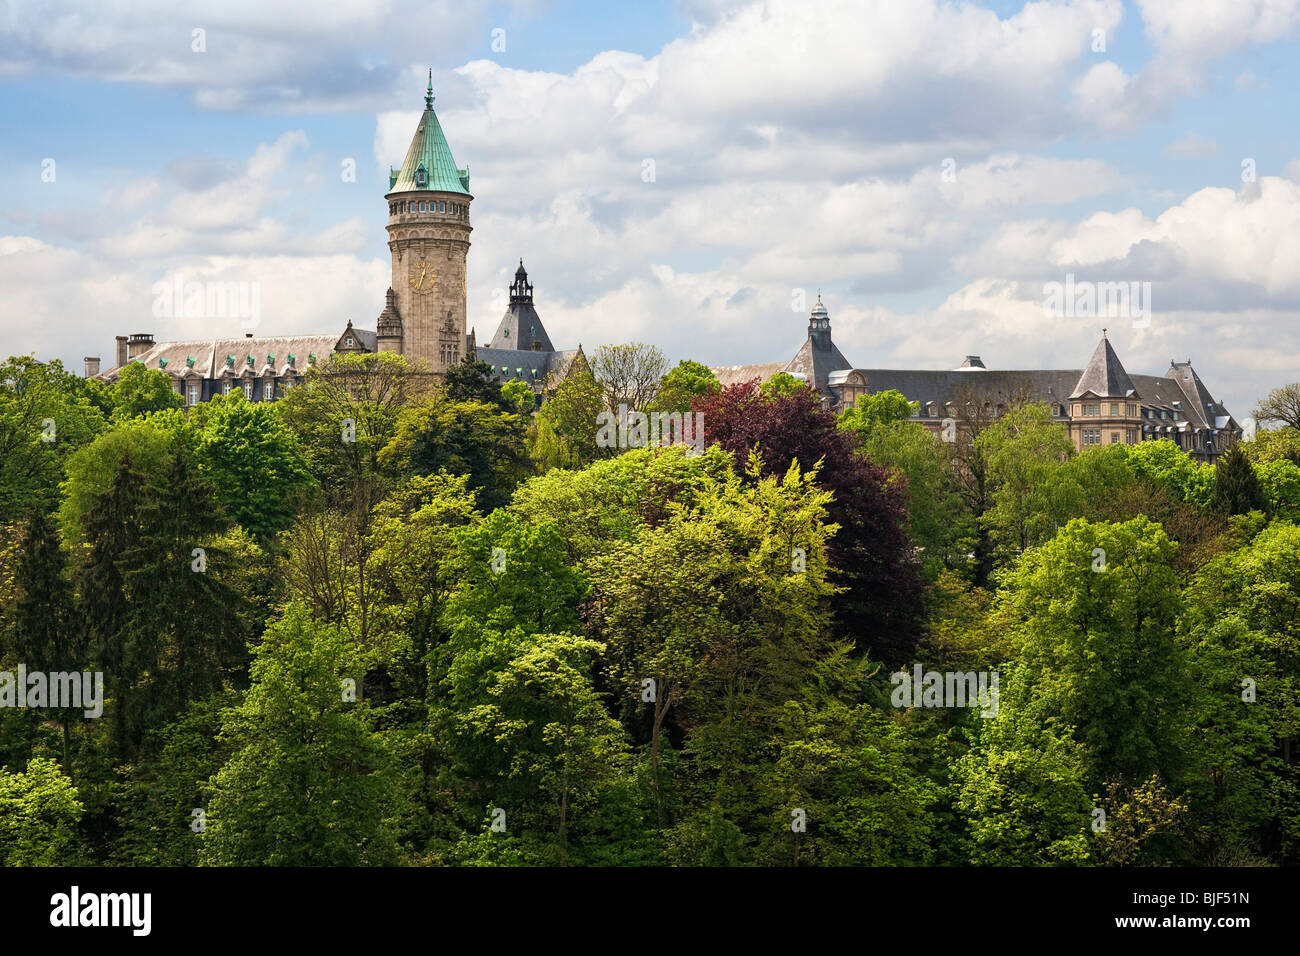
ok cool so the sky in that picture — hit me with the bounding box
[2,0,1299,419]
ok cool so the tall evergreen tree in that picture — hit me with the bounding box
[12,505,82,770]
[76,453,149,758]
[1211,445,1267,516]
[123,445,246,726]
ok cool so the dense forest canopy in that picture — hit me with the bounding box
[1,348,1297,866]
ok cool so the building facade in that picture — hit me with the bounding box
[712,300,1241,463]
[91,79,581,404]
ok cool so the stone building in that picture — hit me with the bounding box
[712,299,1240,463]
[90,78,580,403]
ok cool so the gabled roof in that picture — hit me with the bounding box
[1069,335,1139,400]
[388,73,470,196]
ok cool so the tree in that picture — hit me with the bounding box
[122,445,248,724]
[58,419,176,544]
[444,355,505,407]
[587,456,838,822]
[195,391,315,539]
[10,506,81,770]
[530,367,605,471]
[500,380,536,416]
[381,398,531,512]
[995,517,1188,788]
[76,452,151,759]
[650,360,720,414]
[977,402,1075,559]
[839,394,971,577]
[691,381,923,663]
[953,707,1094,866]
[0,356,106,522]
[451,632,629,852]
[276,351,428,505]
[1180,523,1300,863]
[758,371,810,402]
[837,389,915,435]
[201,605,402,866]
[1210,445,1266,517]
[0,757,84,866]
[590,342,668,412]
[107,362,184,420]
[1253,382,1300,431]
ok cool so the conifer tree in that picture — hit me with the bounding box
[1211,445,1267,516]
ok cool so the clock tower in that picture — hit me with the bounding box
[377,72,472,371]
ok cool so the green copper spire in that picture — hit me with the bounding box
[388,70,470,195]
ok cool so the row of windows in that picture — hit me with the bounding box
[183,377,299,406]
[1074,402,1139,417]
[389,200,466,217]
[440,346,460,365]
[1082,429,1137,446]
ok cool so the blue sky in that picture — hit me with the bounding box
[3,0,1300,419]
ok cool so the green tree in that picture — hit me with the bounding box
[650,359,720,414]
[976,402,1075,559]
[196,391,314,538]
[10,506,82,770]
[1210,445,1266,517]
[840,396,971,576]
[0,756,84,865]
[530,367,605,470]
[759,371,809,401]
[444,355,505,407]
[201,605,403,866]
[381,398,531,512]
[452,632,629,853]
[107,362,184,420]
[995,517,1188,788]
[0,356,106,522]
[500,379,536,416]
[837,389,915,435]
[1253,382,1300,431]
[58,419,176,543]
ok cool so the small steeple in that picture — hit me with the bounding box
[511,260,534,304]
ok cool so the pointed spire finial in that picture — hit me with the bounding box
[425,69,434,109]
[1102,327,1108,338]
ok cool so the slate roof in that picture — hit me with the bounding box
[489,263,555,352]
[476,346,582,389]
[1069,336,1139,399]
[100,334,343,382]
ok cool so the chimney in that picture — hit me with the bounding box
[127,332,155,360]
[84,356,101,378]
[115,336,129,368]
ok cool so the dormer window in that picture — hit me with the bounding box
[415,165,428,188]
[346,336,355,347]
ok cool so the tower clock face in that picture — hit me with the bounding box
[408,260,436,293]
